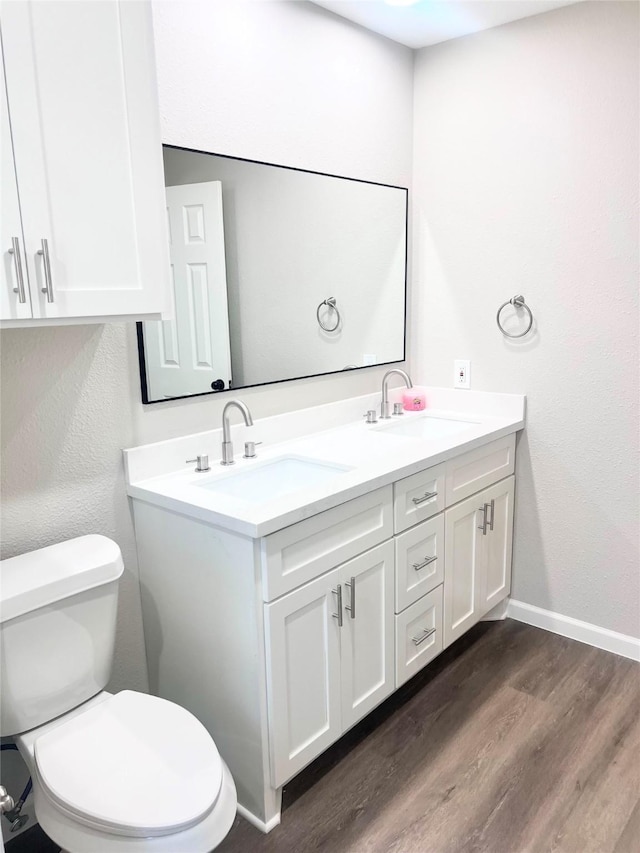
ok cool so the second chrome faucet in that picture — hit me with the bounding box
[221,400,253,465]
[380,369,413,419]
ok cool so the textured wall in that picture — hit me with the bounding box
[412,1,639,636]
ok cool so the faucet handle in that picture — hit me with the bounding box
[392,402,404,416]
[363,410,378,424]
[243,441,262,459]
[186,455,210,473]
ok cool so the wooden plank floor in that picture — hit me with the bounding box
[6,620,639,853]
[219,620,640,853]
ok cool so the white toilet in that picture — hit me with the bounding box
[0,535,237,852]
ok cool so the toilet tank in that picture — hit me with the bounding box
[0,535,124,736]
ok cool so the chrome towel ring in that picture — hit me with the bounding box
[496,295,534,338]
[317,297,341,332]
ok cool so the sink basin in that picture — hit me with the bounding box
[375,415,478,440]
[195,456,353,504]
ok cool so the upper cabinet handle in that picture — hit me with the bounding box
[478,505,488,535]
[37,238,54,302]
[8,237,26,304]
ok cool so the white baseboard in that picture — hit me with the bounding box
[507,600,640,662]
[236,802,281,834]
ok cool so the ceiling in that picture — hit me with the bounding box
[309,1,583,49]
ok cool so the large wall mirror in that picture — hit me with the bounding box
[137,145,408,403]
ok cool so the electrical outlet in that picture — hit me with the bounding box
[454,360,471,389]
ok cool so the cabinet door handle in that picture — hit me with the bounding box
[412,554,437,571]
[487,499,495,531]
[412,490,437,506]
[478,505,488,535]
[332,585,343,627]
[345,576,356,619]
[8,237,27,304]
[37,238,54,303]
[412,627,436,646]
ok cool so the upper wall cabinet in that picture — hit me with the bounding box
[0,1,169,325]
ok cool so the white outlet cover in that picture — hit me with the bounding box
[454,360,471,389]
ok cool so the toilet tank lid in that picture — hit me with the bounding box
[0,535,124,624]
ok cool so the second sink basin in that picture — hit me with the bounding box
[195,456,353,504]
[375,414,479,440]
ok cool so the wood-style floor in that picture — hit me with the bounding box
[220,619,640,853]
[6,620,639,853]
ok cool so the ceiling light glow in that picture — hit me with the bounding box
[384,0,421,7]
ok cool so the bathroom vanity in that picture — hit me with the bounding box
[125,387,524,831]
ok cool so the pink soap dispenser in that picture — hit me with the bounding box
[402,387,427,411]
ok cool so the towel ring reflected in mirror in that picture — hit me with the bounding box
[496,294,534,338]
[316,297,341,332]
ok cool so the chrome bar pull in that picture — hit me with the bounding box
[478,505,488,535]
[412,554,437,572]
[487,499,495,531]
[345,576,356,619]
[332,585,343,627]
[412,490,438,506]
[37,238,54,302]
[8,237,26,303]
[411,627,436,646]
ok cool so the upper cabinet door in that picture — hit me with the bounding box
[0,39,31,320]
[0,0,169,320]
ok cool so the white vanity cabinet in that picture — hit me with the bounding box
[443,476,515,646]
[131,431,517,831]
[266,541,394,787]
[0,0,169,324]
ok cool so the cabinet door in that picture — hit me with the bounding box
[0,44,30,320]
[1,1,169,319]
[443,492,484,647]
[479,475,514,615]
[340,541,395,731]
[265,568,342,787]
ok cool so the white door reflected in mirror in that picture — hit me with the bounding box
[142,180,232,400]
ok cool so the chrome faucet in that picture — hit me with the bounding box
[380,369,412,419]
[221,400,254,465]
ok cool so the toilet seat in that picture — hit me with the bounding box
[34,691,223,838]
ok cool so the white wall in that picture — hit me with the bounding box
[412,0,639,637]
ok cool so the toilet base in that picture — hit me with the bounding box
[33,760,237,853]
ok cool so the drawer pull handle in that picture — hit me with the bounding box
[345,576,356,619]
[487,498,495,531]
[8,237,27,304]
[412,490,438,506]
[412,555,437,571]
[412,627,436,646]
[478,505,488,535]
[332,585,343,627]
[37,238,54,303]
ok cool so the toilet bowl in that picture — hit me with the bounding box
[0,536,237,852]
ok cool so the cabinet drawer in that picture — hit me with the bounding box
[445,435,515,506]
[393,463,446,533]
[395,513,444,613]
[395,585,443,688]
[261,486,393,601]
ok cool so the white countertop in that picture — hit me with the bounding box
[124,387,525,538]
